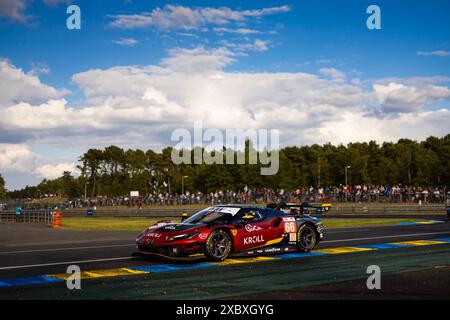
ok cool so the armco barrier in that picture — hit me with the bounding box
[62,208,199,217]
[1,206,447,221]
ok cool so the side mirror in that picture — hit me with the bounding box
[181,213,188,222]
[272,217,282,227]
[242,215,254,223]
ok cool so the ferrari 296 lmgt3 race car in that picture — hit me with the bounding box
[135,204,326,261]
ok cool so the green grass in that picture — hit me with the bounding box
[60,216,432,231]
[61,217,173,231]
[322,218,430,228]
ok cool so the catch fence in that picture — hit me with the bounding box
[0,209,54,225]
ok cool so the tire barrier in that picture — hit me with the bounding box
[52,211,62,228]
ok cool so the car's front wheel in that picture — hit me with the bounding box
[297,224,317,252]
[204,229,232,261]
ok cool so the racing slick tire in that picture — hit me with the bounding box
[296,224,317,253]
[204,229,232,261]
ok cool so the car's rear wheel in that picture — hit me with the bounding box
[204,229,232,261]
[297,224,317,252]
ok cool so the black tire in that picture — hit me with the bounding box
[204,229,232,261]
[297,224,317,252]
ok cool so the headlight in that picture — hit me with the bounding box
[167,233,199,241]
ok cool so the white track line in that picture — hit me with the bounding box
[321,231,450,243]
[0,244,135,255]
[2,231,450,271]
[0,257,132,271]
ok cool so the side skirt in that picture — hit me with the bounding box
[231,245,298,258]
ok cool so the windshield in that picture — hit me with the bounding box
[183,207,241,224]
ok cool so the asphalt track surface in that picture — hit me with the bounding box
[1,220,450,299]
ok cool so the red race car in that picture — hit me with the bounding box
[135,204,324,261]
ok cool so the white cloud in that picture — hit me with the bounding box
[29,63,50,76]
[0,59,67,107]
[316,59,334,65]
[249,40,270,52]
[142,87,168,104]
[0,0,73,24]
[112,37,139,46]
[220,39,270,53]
[0,143,79,188]
[213,27,262,35]
[160,46,235,73]
[2,99,75,130]
[108,5,290,30]
[241,6,291,16]
[3,51,448,140]
[238,39,270,52]
[373,82,450,113]
[0,144,38,172]
[417,50,450,57]
[150,5,202,30]
[0,0,27,21]
[374,76,450,86]
[319,67,346,79]
[314,109,450,146]
[1,50,450,188]
[108,13,153,29]
[43,0,72,7]
[35,162,77,179]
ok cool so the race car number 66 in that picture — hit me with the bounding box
[284,222,296,233]
[220,304,274,315]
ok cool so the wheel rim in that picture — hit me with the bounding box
[209,232,229,258]
[300,226,316,249]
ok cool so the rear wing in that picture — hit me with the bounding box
[267,202,332,216]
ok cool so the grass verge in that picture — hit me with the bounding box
[61,217,168,231]
[60,216,434,231]
[322,218,432,228]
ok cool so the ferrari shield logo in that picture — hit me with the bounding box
[231,229,238,236]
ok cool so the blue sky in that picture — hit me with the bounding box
[2,1,450,89]
[0,0,450,189]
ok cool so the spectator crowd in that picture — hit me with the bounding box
[20,185,449,210]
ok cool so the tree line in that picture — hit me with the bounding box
[0,173,5,198]
[4,134,450,199]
